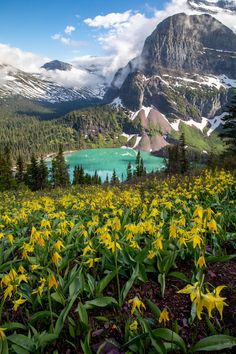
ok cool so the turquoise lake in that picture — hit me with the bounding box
[47,148,165,182]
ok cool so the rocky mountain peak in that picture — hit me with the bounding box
[104,13,236,121]
[140,13,236,78]
[41,60,73,71]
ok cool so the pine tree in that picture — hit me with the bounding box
[111,169,119,184]
[15,155,25,184]
[38,157,49,190]
[126,162,132,181]
[0,147,14,191]
[51,145,70,188]
[73,166,79,185]
[220,92,236,154]
[26,155,40,191]
[105,174,109,185]
[135,151,141,176]
[79,166,85,184]
[166,144,179,174]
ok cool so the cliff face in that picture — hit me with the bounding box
[104,13,236,120]
[140,13,236,78]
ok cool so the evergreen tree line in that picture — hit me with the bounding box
[0,145,150,192]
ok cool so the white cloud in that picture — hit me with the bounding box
[1,0,236,89]
[81,0,236,83]
[0,43,48,72]
[40,66,102,88]
[84,10,132,28]
[65,25,76,35]
[51,33,81,46]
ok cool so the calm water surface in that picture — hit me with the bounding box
[47,148,165,182]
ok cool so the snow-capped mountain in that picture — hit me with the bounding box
[0,60,106,104]
[41,60,73,72]
[187,0,236,14]
[104,13,236,151]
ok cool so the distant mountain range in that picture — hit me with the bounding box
[0,8,236,154]
[0,62,106,110]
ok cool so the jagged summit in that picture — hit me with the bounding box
[140,13,236,78]
[41,60,73,71]
[104,13,236,118]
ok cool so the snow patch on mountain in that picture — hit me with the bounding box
[207,112,227,135]
[184,117,209,131]
[0,64,105,103]
[110,97,124,107]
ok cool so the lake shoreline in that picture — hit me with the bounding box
[45,148,165,183]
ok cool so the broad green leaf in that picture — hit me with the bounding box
[37,333,58,348]
[2,322,26,331]
[152,328,187,353]
[146,299,161,318]
[11,344,28,354]
[150,335,166,354]
[7,334,35,352]
[85,296,118,309]
[192,335,236,352]
[51,291,65,306]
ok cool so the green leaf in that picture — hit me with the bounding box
[205,317,217,335]
[87,274,96,296]
[121,263,139,302]
[85,296,118,309]
[11,344,28,354]
[2,322,26,331]
[54,293,78,336]
[158,273,166,298]
[121,333,147,350]
[152,328,187,353]
[30,311,58,323]
[51,291,65,306]
[37,333,58,348]
[192,335,236,352]
[0,337,9,354]
[146,299,161,318]
[169,271,190,283]
[76,303,89,327]
[206,255,236,263]
[149,334,166,354]
[80,331,92,354]
[7,334,35,352]
[96,269,117,295]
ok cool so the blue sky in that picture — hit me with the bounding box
[0,0,234,85]
[0,0,168,60]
